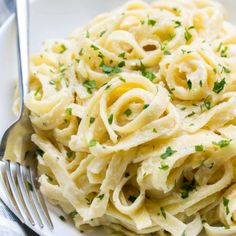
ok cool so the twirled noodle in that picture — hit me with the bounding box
[6,0,236,235]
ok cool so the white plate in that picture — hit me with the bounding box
[0,0,236,235]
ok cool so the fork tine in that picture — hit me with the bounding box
[16,163,44,228]
[5,160,35,226]
[0,162,25,223]
[28,167,54,229]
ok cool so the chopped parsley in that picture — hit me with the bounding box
[34,87,40,96]
[49,80,55,85]
[199,80,203,87]
[118,61,126,67]
[160,42,171,56]
[223,197,230,215]
[124,108,132,117]
[108,114,113,125]
[68,211,78,219]
[45,174,53,182]
[97,194,105,200]
[82,80,96,94]
[181,49,192,54]
[203,98,211,110]
[65,107,72,116]
[27,181,33,191]
[160,207,166,219]
[185,111,195,118]
[118,77,126,83]
[180,178,196,199]
[224,225,230,230]
[143,104,149,109]
[217,42,222,52]
[86,197,93,205]
[153,128,157,133]
[105,84,111,90]
[220,46,228,58]
[163,50,171,55]
[184,26,194,42]
[99,30,106,37]
[98,51,104,59]
[213,78,226,94]
[59,215,66,221]
[89,139,97,147]
[160,146,177,159]
[66,150,75,159]
[173,20,182,28]
[212,139,231,148]
[140,61,156,81]
[100,64,121,74]
[90,44,99,50]
[78,48,84,56]
[128,195,137,203]
[187,80,192,90]
[118,52,126,59]
[59,44,67,54]
[195,145,203,152]
[218,64,231,74]
[159,162,169,171]
[90,117,95,124]
[75,58,80,63]
[148,19,156,26]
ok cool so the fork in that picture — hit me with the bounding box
[0,0,53,231]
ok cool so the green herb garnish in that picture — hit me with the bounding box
[68,211,78,219]
[90,44,99,50]
[97,194,105,200]
[213,78,226,94]
[65,108,72,116]
[187,80,192,90]
[160,207,166,219]
[148,19,156,26]
[180,178,196,199]
[82,80,96,94]
[140,61,156,81]
[173,20,182,28]
[59,44,67,54]
[108,114,113,125]
[223,197,230,215]
[89,139,97,147]
[124,108,132,117]
[90,117,95,124]
[212,139,231,148]
[195,145,203,152]
[100,64,121,74]
[159,162,169,170]
[27,181,33,191]
[160,146,177,159]
[118,52,126,59]
[59,215,66,221]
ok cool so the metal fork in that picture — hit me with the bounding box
[0,0,53,231]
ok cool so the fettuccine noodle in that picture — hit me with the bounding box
[8,0,236,235]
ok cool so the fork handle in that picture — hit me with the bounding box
[15,0,29,116]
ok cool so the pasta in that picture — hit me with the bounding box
[7,0,236,235]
